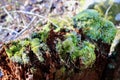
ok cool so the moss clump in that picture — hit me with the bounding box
[56,31,96,69]
[73,9,117,44]
[4,10,117,71]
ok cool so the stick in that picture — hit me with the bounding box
[14,16,37,39]
[2,7,14,20]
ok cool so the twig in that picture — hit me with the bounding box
[1,27,18,34]
[21,14,27,27]
[12,10,46,19]
[47,0,53,13]
[10,10,59,39]
[2,7,14,20]
[105,2,113,19]
[12,10,59,28]
[14,16,37,39]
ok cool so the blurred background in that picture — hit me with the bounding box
[0,0,120,46]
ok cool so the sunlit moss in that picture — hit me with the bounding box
[73,9,117,44]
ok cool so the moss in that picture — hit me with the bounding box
[73,9,117,44]
[4,10,116,70]
[56,31,96,69]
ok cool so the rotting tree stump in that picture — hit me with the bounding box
[0,9,117,80]
[0,42,110,80]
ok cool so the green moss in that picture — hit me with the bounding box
[71,41,96,69]
[73,9,117,44]
[31,23,50,42]
[31,38,44,62]
[5,10,115,70]
[6,42,22,58]
[56,31,96,69]
[19,39,30,47]
[49,17,74,32]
